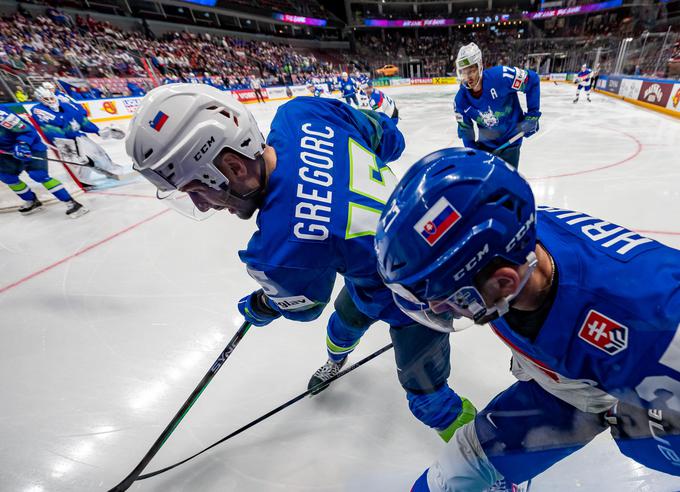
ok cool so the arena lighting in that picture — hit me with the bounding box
[272,13,327,26]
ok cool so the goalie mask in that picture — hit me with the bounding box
[35,87,59,112]
[125,84,266,220]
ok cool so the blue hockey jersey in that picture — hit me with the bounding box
[340,78,358,98]
[454,65,540,150]
[489,206,680,413]
[239,97,412,326]
[0,109,46,152]
[30,101,99,144]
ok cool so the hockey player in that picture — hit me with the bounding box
[0,108,86,216]
[31,87,125,185]
[306,78,323,98]
[574,64,593,103]
[42,81,82,110]
[374,148,680,491]
[339,72,359,106]
[361,81,399,120]
[126,84,475,442]
[454,43,541,169]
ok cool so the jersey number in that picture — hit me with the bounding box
[346,138,397,239]
[635,324,680,412]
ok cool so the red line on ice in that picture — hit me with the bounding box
[527,130,643,180]
[0,209,170,295]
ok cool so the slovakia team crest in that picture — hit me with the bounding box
[414,197,461,246]
[578,310,628,355]
[149,111,169,131]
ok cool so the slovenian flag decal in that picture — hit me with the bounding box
[149,111,169,131]
[414,197,461,246]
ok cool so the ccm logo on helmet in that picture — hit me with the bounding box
[194,136,216,162]
[453,243,490,281]
[505,213,535,252]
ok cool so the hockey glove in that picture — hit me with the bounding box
[238,289,281,327]
[518,111,541,138]
[13,142,32,161]
[99,126,126,140]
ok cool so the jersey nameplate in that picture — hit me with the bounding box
[293,123,335,242]
[538,206,655,260]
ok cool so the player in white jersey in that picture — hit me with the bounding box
[361,82,398,120]
[574,64,593,103]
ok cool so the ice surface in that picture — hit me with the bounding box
[1,84,679,491]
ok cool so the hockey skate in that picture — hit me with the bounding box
[308,357,348,395]
[573,97,579,104]
[66,200,89,218]
[19,199,43,215]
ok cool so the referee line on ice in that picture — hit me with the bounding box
[0,209,170,295]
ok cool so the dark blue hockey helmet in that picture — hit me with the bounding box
[375,147,538,332]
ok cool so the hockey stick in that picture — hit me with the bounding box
[134,342,394,481]
[107,321,252,492]
[0,149,122,180]
[493,131,525,154]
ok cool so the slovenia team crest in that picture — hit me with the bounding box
[578,310,628,355]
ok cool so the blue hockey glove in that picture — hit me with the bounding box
[518,111,541,138]
[238,289,281,327]
[13,142,32,161]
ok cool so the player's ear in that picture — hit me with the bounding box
[217,151,247,179]
[488,267,520,299]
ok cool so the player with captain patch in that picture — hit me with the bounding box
[453,43,541,169]
[374,148,680,491]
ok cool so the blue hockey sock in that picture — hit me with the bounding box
[28,171,72,202]
[0,173,36,202]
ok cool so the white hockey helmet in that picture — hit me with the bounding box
[581,64,587,71]
[34,86,59,111]
[41,81,56,92]
[126,83,266,218]
[456,43,483,89]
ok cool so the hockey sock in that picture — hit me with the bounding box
[28,171,71,202]
[326,335,360,362]
[0,173,36,202]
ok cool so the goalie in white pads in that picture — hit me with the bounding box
[30,87,125,185]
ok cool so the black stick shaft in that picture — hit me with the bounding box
[107,321,252,492]
[0,148,120,179]
[137,342,394,480]
[0,148,92,168]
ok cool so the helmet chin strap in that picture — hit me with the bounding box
[474,251,539,325]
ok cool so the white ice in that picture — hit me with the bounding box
[1,83,680,492]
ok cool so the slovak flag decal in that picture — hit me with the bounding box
[414,197,462,246]
[149,111,169,132]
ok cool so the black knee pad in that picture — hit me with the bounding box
[390,324,451,393]
[333,287,374,329]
